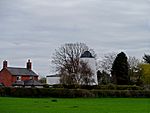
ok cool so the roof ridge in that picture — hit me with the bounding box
[7,67,27,69]
[6,67,38,76]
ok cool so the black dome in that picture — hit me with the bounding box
[80,51,94,58]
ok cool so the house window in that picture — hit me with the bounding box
[30,76,33,80]
[16,76,21,81]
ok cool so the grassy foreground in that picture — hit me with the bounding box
[0,97,150,113]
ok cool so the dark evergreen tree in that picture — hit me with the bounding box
[111,52,129,85]
[143,54,150,64]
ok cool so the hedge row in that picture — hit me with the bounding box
[52,84,143,90]
[0,87,150,98]
[0,88,94,98]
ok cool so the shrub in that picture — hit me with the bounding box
[91,90,150,98]
[51,84,143,90]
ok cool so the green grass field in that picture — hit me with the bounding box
[0,97,150,113]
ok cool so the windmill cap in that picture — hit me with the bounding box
[80,51,94,58]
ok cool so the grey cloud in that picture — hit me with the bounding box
[0,0,150,75]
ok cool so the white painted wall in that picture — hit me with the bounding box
[46,77,60,85]
[80,58,98,85]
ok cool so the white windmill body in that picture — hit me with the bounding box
[80,51,98,85]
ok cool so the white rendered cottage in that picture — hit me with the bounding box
[46,74,60,85]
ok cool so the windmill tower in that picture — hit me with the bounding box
[80,51,98,85]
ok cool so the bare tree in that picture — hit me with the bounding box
[128,56,140,69]
[52,42,96,85]
[79,60,95,85]
[98,52,117,74]
[128,56,142,85]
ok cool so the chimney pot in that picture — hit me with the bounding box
[27,59,32,70]
[3,60,8,68]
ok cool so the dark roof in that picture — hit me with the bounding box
[12,81,24,86]
[47,74,61,77]
[80,51,94,58]
[24,80,43,86]
[6,67,38,76]
[13,80,43,86]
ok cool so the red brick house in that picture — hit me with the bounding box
[0,60,39,87]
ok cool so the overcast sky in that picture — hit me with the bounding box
[0,0,150,76]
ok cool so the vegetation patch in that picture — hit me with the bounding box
[0,97,149,113]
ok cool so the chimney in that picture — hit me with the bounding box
[3,60,8,68]
[27,59,32,70]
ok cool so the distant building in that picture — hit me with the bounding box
[46,51,98,85]
[0,60,42,87]
[46,74,60,85]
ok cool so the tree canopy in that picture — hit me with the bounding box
[52,42,96,85]
[143,54,150,64]
[98,52,117,74]
[140,64,150,85]
[111,52,129,85]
